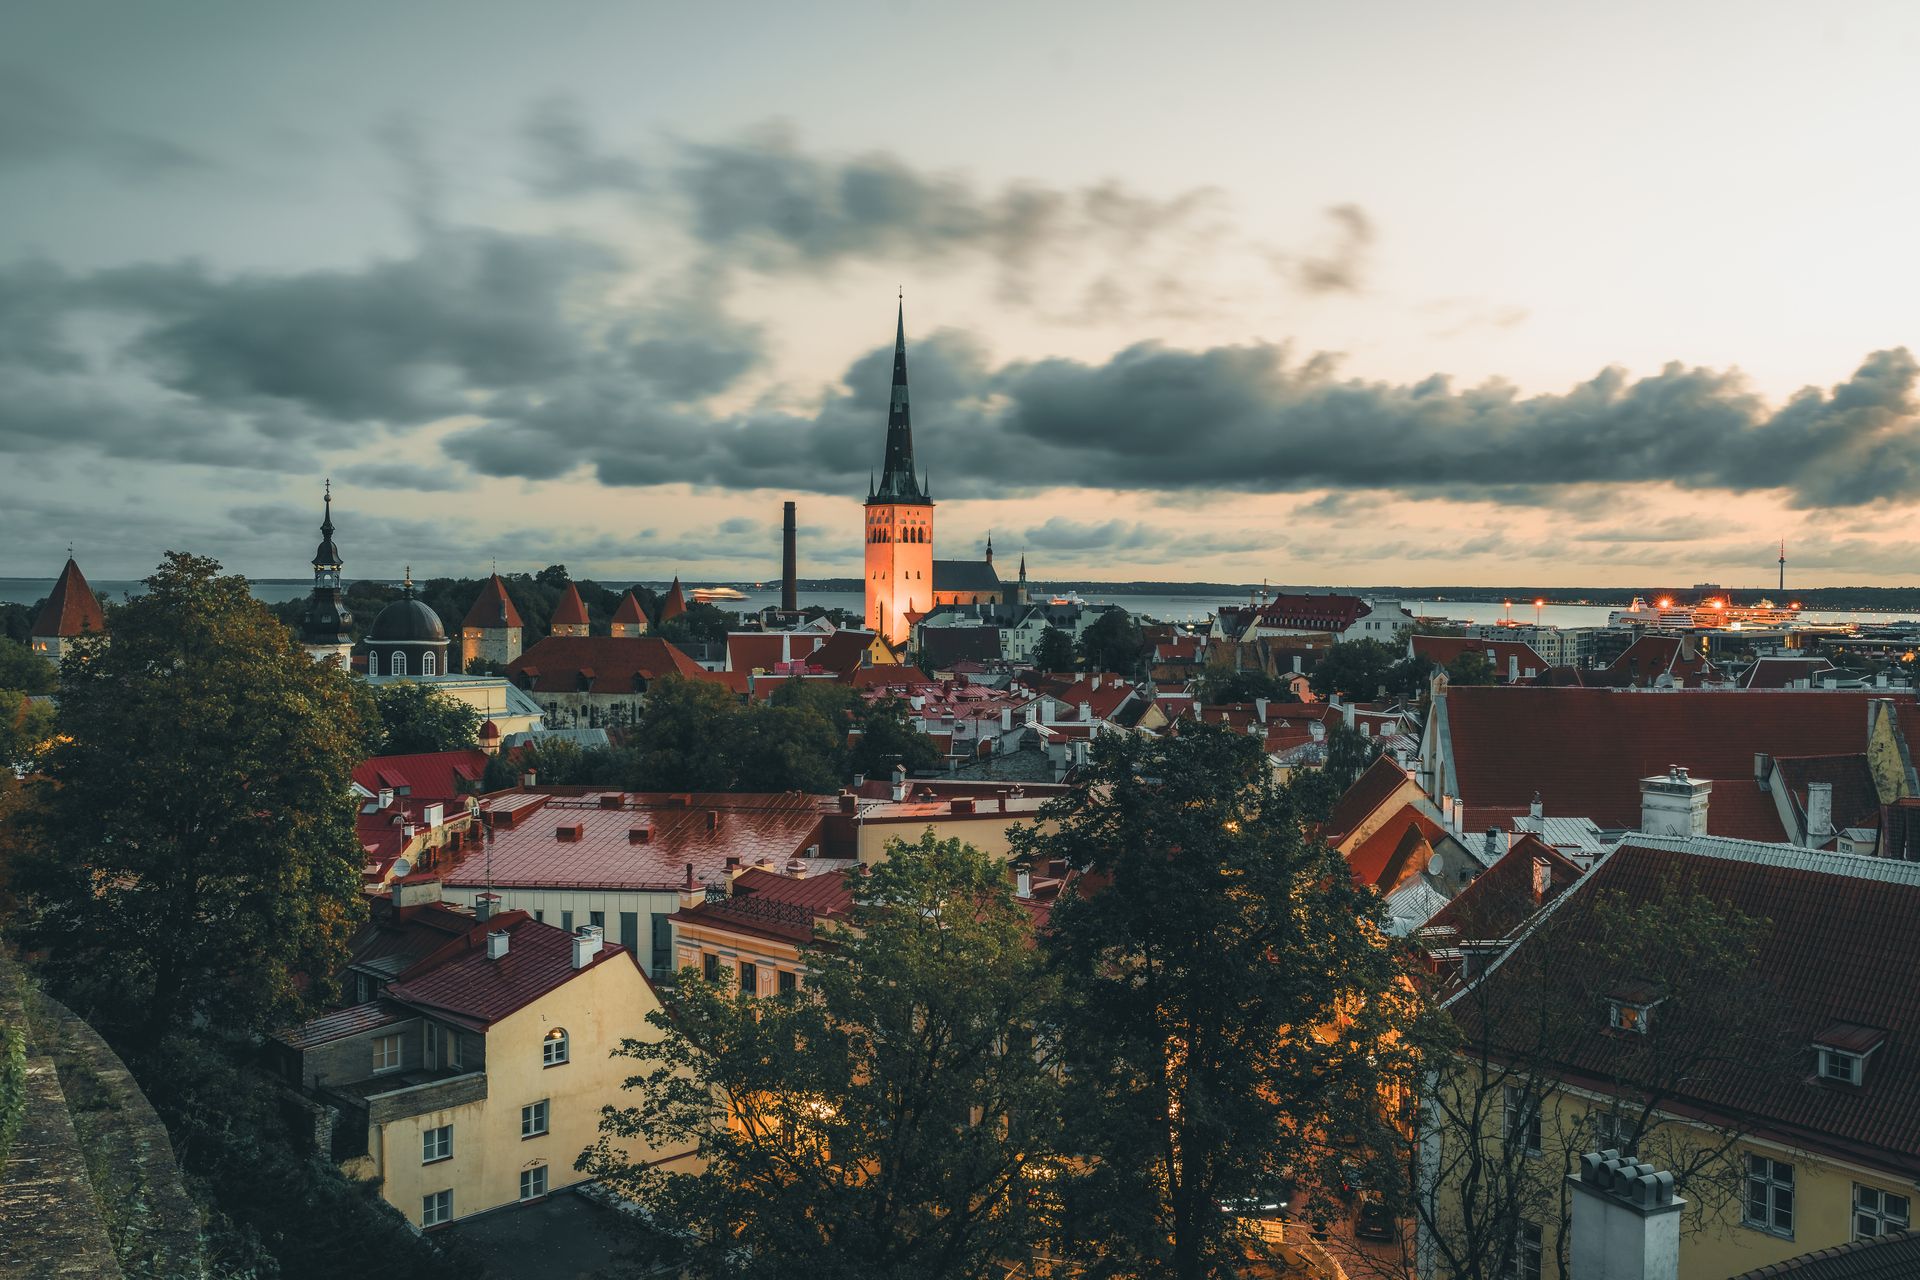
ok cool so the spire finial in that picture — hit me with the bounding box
[67,540,74,560]
[403,565,413,595]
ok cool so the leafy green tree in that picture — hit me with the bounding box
[581,832,1064,1279]
[658,601,735,650]
[1446,651,1498,686]
[1078,609,1145,676]
[629,675,745,790]
[1308,638,1400,701]
[0,638,55,696]
[14,552,374,1046]
[850,694,941,780]
[535,563,571,590]
[731,702,844,793]
[1287,720,1385,824]
[1019,725,1427,1280]
[370,680,482,755]
[1035,625,1076,672]
[0,690,56,770]
[1193,666,1296,705]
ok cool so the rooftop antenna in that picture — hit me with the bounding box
[1778,538,1786,595]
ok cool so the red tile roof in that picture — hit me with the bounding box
[507,635,704,693]
[658,577,687,622]
[31,557,106,638]
[1727,1230,1920,1279]
[350,899,482,973]
[1344,807,1449,890]
[1456,837,1920,1177]
[353,749,488,799]
[1326,756,1416,844]
[1422,833,1583,941]
[550,582,590,628]
[1882,798,1920,860]
[1412,635,1548,680]
[1602,634,1721,688]
[1744,657,1837,690]
[461,574,524,629]
[1774,754,1881,834]
[672,866,856,944]
[728,631,828,673]
[1251,594,1370,632]
[444,791,832,891]
[385,910,627,1028]
[1439,687,1915,842]
[273,1000,409,1049]
[611,589,650,628]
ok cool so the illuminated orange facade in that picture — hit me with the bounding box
[863,301,934,647]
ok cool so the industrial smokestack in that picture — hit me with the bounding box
[782,500,798,612]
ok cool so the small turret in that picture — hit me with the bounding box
[298,482,353,666]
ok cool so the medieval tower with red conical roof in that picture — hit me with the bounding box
[31,554,107,663]
[461,572,524,667]
[864,300,933,646]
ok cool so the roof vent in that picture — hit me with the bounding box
[486,930,510,960]
[706,810,721,833]
[629,826,651,844]
[556,822,584,842]
[599,793,624,809]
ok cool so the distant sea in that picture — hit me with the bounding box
[4,578,1913,629]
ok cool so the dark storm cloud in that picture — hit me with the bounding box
[0,68,209,180]
[1014,517,1272,565]
[336,462,468,492]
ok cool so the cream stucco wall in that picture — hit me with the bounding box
[853,813,1056,863]
[375,951,694,1227]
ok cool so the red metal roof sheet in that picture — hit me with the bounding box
[385,912,627,1027]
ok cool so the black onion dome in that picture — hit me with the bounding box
[369,596,446,643]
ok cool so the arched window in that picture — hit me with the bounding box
[422,652,437,676]
[543,1027,569,1067]
[392,651,407,677]
[367,651,380,676]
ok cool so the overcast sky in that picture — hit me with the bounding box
[7,0,1920,588]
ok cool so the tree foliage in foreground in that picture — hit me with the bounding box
[1016,725,1429,1280]
[580,832,1063,1280]
[369,679,481,755]
[14,552,374,1045]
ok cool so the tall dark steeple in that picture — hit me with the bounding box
[872,298,928,503]
[300,480,354,664]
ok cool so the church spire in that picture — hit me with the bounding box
[872,296,927,503]
[312,479,342,569]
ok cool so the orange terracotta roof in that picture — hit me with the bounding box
[658,577,687,622]
[507,635,704,693]
[461,574,524,629]
[550,582,590,628]
[611,589,650,628]
[32,557,106,638]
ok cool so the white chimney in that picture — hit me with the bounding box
[1640,766,1711,837]
[1000,707,1012,731]
[572,924,603,970]
[1753,753,1770,793]
[1016,868,1032,898]
[486,930,510,960]
[1078,700,1092,721]
[1530,792,1544,820]
[890,764,907,803]
[852,771,865,788]
[1255,696,1269,722]
[392,877,442,909]
[378,787,395,809]
[1507,654,1519,683]
[1805,781,1834,843]
[1567,1151,1684,1280]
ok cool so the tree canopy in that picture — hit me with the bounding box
[14,552,374,1045]
[1017,725,1427,1279]
[581,832,1064,1279]
[369,680,482,755]
[1034,625,1076,673]
[1078,609,1145,676]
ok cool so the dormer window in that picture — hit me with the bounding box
[1606,981,1666,1035]
[1813,1022,1887,1087]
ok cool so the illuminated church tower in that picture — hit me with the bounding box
[864,300,933,646]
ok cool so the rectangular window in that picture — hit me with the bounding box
[739,961,758,996]
[1820,1048,1862,1084]
[519,1165,549,1201]
[422,1125,452,1163]
[422,1189,452,1227]
[1591,1109,1632,1153]
[590,910,605,930]
[703,952,720,982]
[1855,1184,1910,1240]
[561,909,574,933]
[778,970,798,995]
[533,910,544,922]
[1501,1221,1542,1280]
[372,1033,402,1074]
[1503,1085,1541,1155]
[652,913,673,975]
[1745,1155,1795,1237]
[521,1099,549,1138]
[619,910,639,960]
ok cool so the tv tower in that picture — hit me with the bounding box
[1778,539,1786,594]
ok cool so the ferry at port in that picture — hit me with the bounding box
[690,585,749,603]
[1609,589,1801,630]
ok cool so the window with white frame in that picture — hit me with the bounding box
[392,651,407,676]
[1503,1085,1542,1155]
[1820,1047,1863,1085]
[422,651,437,676]
[1854,1184,1910,1240]
[519,1165,549,1201]
[422,1124,451,1163]
[543,1027,568,1067]
[1744,1154,1795,1237]
[372,1033,402,1073]
[521,1099,549,1138]
[421,1189,452,1227]
[367,651,381,676]
[1500,1220,1542,1280]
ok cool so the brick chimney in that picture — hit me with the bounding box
[1640,766,1711,836]
[1566,1150,1684,1280]
[1532,856,1552,903]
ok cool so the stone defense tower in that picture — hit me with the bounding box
[461,573,524,668]
[863,299,933,647]
[549,582,590,637]
[299,482,354,667]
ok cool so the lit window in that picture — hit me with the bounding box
[543,1027,569,1068]
[372,1033,402,1073]
[1501,1221,1542,1280]
[422,1189,452,1227]
[1503,1085,1541,1155]
[1609,1001,1652,1034]
[1744,1154,1795,1237]
[1855,1185,1910,1240]
[519,1165,548,1201]
[422,1125,451,1163]
[521,1099,549,1138]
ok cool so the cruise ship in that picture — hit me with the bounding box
[1609,593,1801,629]
[690,585,748,603]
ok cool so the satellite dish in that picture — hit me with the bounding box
[392,857,412,878]
[1427,852,1444,878]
